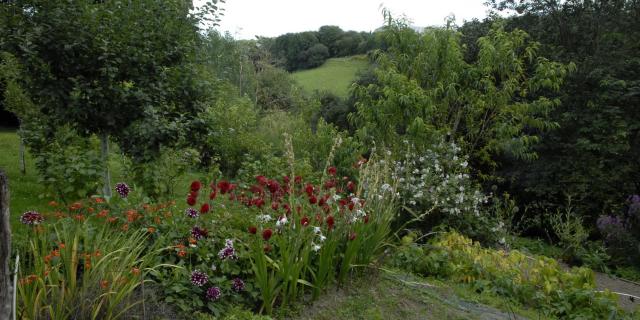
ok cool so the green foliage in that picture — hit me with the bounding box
[486,0,640,222]
[391,232,628,319]
[353,18,573,176]
[17,209,162,319]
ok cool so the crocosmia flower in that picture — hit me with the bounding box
[190,270,208,287]
[20,211,44,225]
[115,182,130,198]
[206,286,221,301]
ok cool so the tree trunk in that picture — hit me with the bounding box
[0,170,12,317]
[100,133,112,198]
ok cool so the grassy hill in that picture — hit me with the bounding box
[292,55,368,98]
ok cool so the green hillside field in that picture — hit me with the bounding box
[292,55,368,97]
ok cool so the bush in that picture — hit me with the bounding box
[22,124,103,200]
[597,195,640,267]
[392,141,499,244]
[391,232,627,319]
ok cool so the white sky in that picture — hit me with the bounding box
[212,0,491,40]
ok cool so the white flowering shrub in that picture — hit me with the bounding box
[393,141,501,243]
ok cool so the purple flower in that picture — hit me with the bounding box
[218,239,237,260]
[231,278,245,292]
[628,195,640,217]
[185,208,199,219]
[20,211,44,225]
[191,226,208,240]
[597,215,626,237]
[115,182,130,198]
[190,270,208,287]
[206,286,221,301]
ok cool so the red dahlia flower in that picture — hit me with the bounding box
[262,228,273,241]
[190,180,202,192]
[200,203,210,214]
[248,226,257,234]
[300,216,309,227]
[326,215,335,230]
[327,166,337,176]
[187,196,196,206]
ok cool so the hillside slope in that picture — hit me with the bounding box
[292,55,368,98]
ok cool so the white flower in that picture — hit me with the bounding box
[319,235,326,242]
[381,183,392,192]
[276,217,288,227]
[312,244,322,252]
[211,263,217,271]
[332,194,342,201]
[257,214,272,223]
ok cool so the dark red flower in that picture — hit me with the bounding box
[200,203,210,214]
[187,196,196,206]
[284,203,291,215]
[364,215,370,224]
[348,202,355,211]
[309,195,318,205]
[339,199,348,207]
[190,181,202,192]
[294,176,302,184]
[253,198,265,209]
[326,215,335,230]
[283,176,290,184]
[217,181,231,194]
[304,184,314,197]
[271,202,279,211]
[300,216,309,227]
[267,180,280,194]
[262,228,273,241]
[263,243,272,253]
[248,226,257,234]
[327,166,337,176]
[349,232,357,241]
[256,175,268,186]
[250,185,264,195]
[323,179,336,190]
[209,190,217,200]
[315,213,323,224]
[347,181,356,192]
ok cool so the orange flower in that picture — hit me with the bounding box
[98,209,109,218]
[48,201,58,207]
[70,202,82,210]
[164,212,172,218]
[143,204,150,211]
[126,210,140,222]
[51,249,60,257]
[188,237,197,245]
[94,250,102,257]
[131,267,141,276]
[87,207,95,214]
[58,242,66,249]
[107,217,117,223]
[94,197,105,204]
[54,211,66,219]
[154,216,161,224]
[73,214,85,221]
[100,280,109,289]
[121,223,129,231]
[44,254,52,264]
[177,250,187,258]
[147,227,156,233]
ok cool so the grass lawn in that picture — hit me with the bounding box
[291,55,368,98]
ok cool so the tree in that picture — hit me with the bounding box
[482,0,640,216]
[2,0,219,197]
[318,25,344,56]
[352,17,573,178]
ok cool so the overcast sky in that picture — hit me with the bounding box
[212,0,491,40]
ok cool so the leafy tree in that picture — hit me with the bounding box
[1,0,220,196]
[483,0,640,217]
[318,25,345,56]
[352,16,573,178]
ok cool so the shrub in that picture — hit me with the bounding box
[392,232,626,319]
[597,195,640,267]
